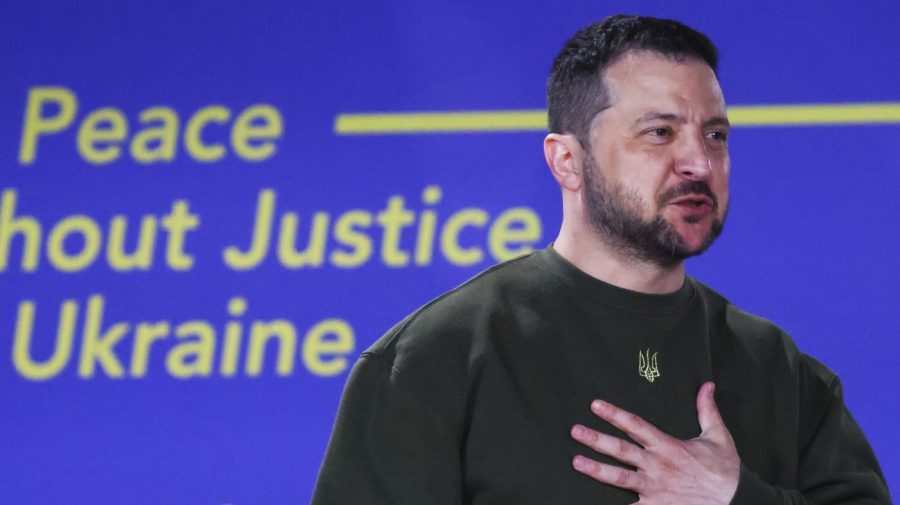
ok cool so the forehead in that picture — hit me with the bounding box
[599,50,726,123]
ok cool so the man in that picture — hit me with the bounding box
[311,15,891,504]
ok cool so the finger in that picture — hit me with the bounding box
[572,455,647,492]
[696,382,727,437]
[570,424,645,467]
[590,399,664,448]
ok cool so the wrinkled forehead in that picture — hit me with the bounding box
[601,50,726,120]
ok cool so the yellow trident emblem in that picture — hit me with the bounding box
[638,348,660,383]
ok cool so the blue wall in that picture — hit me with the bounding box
[1,2,898,503]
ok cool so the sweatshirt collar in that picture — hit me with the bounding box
[535,245,696,314]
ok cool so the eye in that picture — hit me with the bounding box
[705,130,728,142]
[643,127,672,141]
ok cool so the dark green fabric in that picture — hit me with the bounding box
[312,247,890,504]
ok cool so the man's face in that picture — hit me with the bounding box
[582,50,730,264]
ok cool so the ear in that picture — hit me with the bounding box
[543,133,583,191]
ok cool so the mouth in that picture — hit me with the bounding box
[657,182,720,222]
[667,194,716,221]
[669,194,715,210]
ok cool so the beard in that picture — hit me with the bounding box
[582,154,725,266]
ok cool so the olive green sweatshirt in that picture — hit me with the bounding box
[312,247,890,504]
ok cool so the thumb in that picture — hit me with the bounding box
[696,382,727,437]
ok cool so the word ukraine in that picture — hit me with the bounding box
[12,294,354,381]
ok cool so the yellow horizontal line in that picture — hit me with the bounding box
[334,110,546,134]
[334,103,900,135]
[727,103,900,125]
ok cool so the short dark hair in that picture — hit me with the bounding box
[547,15,719,145]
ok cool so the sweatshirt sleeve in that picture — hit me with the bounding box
[310,352,463,505]
[730,356,891,505]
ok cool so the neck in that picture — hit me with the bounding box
[553,224,686,294]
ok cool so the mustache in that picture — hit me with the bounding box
[658,181,718,209]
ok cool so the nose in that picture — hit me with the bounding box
[674,134,712,180]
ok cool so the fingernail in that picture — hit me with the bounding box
[591,399,606,411]
[572,425,584,437]
[573,456,587,470]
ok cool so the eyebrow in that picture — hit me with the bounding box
[633,112,730,128]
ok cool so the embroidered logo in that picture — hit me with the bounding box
[638,348,660,383]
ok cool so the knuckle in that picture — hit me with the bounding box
[585,461,605,480]
[630,414,651,434]
[623,411,641,425]
[614,468,632,487]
